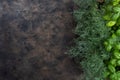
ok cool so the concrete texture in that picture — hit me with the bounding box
[0,0,82,80]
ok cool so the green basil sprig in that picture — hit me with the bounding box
[103,0,120,79]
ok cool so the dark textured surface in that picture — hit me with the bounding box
[0,0,81,80]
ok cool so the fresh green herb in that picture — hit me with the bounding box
[68,0,111,80]
[103,0,120,79]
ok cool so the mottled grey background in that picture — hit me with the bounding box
[0,0,82,80]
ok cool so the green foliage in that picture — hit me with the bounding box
[103,0,120,79]
[68,0,111,80]
[80,54,107,80]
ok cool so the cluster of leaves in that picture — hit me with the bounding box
[103,0,120,79]
[68,0,111,80]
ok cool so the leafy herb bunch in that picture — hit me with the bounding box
[68,0,111,80]
[103,0,120,79]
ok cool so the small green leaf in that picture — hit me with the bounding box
[108,64,116,73]
[113,0,120,6]
[116,29,120,36]
[108,36,117,45]
[104,71,110,78]
[115,43,120,50]
[103,15,111,20]
[113,6,120,12]
[117,60,120,66]
[110,58,117,66]
[110,73,118,80]
[112,13,120,20]
[116,71,120,78]
[111,33,117,38]
[106,44,112,51]
[113,50,120,59]
[104,41,108,46]
[106,21,116,27]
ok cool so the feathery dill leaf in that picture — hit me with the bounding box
[69,0,111,79]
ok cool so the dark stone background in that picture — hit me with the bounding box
[0,0,82,80]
